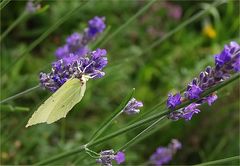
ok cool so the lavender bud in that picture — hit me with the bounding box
[149,139,181,165]
[114,152,125,164]
[26,0,40,13]
[192,78,198,85]
[205,66,212,74]
[122,98,143,115]
[199,72,205,80]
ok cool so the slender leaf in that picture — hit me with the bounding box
[99,0,157,47]
[118,116,166,151]
[0,105,29,112]
[0,85,40,104]
[194,155,240,166]
[2,1,88,75]
[87,88,135,144]
[0,0,11,11]
[0,11,29,42]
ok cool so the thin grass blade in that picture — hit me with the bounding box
[0,105,29,112]
[2,1,88,75]
[118,116,166,152]
[0,85,40,104]
[0,11,28,42]
[143,0,226,54]
[99,0,156,47]
[194,155,240,166]
[0,0,11,11]
[87,88,135,144]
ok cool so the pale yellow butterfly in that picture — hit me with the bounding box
[26,76,88,127]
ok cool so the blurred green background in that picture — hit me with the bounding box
[0,0,239,165]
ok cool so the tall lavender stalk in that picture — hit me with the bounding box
[167,41,240,121]
[39,16,106,92]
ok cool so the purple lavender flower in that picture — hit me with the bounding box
[163,2,182,20]
[185,84,203,100]
[215,47,232,67]
[150,139,181,166]
[233,55,240,72]
[167,41,239,121]
[168,103,200,121]
[167,93,182,110]
[181,103,201,121]
[55,45,69,59]
[66,32,82,48]
[54,16,106,61]
[88,16,106,37]
[204,94,218,106]
[39,48,108,92]
[114,152,125,164]
[167,111,182,121]
[122,98,143,115]
[169,139,182,152]
[96,150,125,166]
[150,147,172,166]
[97,150,115,166]
[26,0,40,13]
[215,41,240,68]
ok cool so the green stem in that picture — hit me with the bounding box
[99,0,156,47]
[72,154,88,165]
[0,85,40,104]
[85,148,99,156]
[34,73,239,165]
[85,151,99,159]
[0,0,11,11]
[129,120,170,147]
[0,11,28,42]
[35,145,86,165]
[0,105,29,112]
[87,88,135,145]
[2,1,88,75]
[118,116,166,152]
[194,155,240,166]
[90,111,169,148]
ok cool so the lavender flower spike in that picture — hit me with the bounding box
[122,98,143,115]
[54,16,106,61]
[167,41,239,121]
[39,48,108,92]
[150,139,181,166]
[96,150,125,166]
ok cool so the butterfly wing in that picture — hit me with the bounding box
[26,78,87,127]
